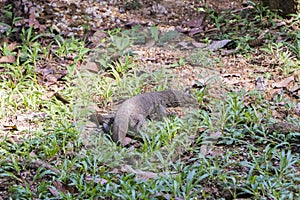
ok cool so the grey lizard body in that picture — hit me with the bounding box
[112,90,197,146]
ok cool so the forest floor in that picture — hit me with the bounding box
[0,0,299,199]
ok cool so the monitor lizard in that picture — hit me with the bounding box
[112,90,198,146]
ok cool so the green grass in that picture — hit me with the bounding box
[0,2,299,199]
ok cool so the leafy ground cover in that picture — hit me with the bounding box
[0,0,299,199]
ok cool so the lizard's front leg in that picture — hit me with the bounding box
[149,104,168,120]
[128,114,147,136]
[89,113,115,133]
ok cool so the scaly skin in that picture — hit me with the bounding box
[112,90,197,146]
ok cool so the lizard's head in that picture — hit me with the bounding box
[172,90,198,105]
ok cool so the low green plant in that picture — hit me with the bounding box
[95,29,134,72]
[248,0,279,23]
[262,42,299,75]
[125,0,142,10]
[32,167,56,182]
[1,5,300,198]
[19,27,43,48]
[188,48,217,67]
[192,82,208,103]
[169,57,186,68]
[122,25,148,45]
[157,31,179,46]
[111,55,135,76]
[234,35,253,53]
[0,4,22,37]
[205,8,223,32]
[73,68,116,109]
[284,30,300,59]
[52,35,90,65]
[240,145,299,199]
[150,26,159,41]
[111,35,131,55]
[0,42,16,56]
[9,184,33,199]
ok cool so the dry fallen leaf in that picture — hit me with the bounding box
[188,28,204,36]
[48,187,59,197]
[256,76,266,91]
[7,42,17,51]
[40,91,56,100]
[85,176,108,185]
[272,76,294,88]
[267,122,300,134]
[152,3,167,14]
[121,137,133,146]
[51,180,75,195]
[145,38,156,48]
[121,165,159,180]
[29,7,45,31]
[81,62,100,73]
[200,131,222,157]
[289,85,300,93]
[0,55,16,63]
[191,41,206,48]
[89,30,107,47]
[206,39,232,51]
[17,112,48,121]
